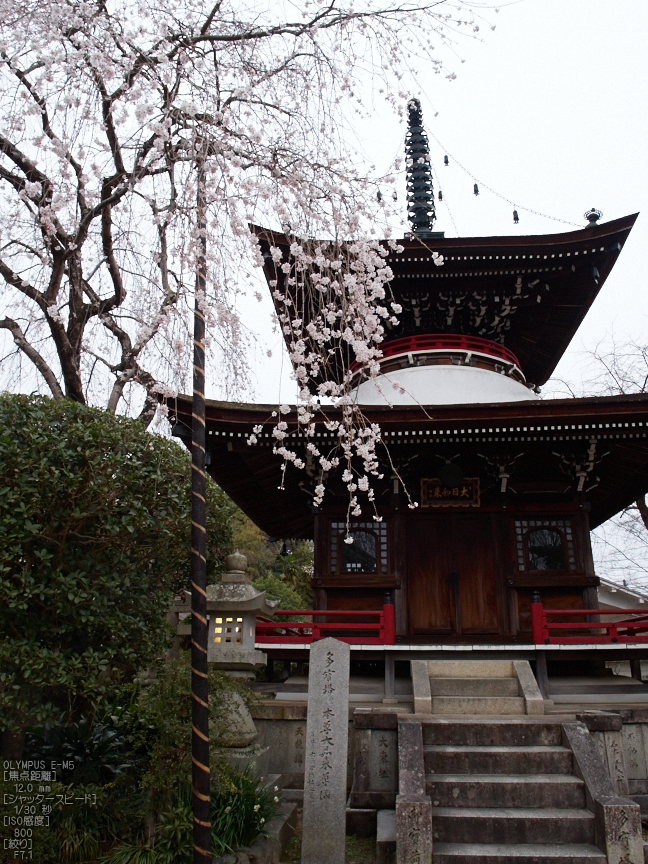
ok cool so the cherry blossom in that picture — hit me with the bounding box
[0,0,488,418]
[0,0,489,519]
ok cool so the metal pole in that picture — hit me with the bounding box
[191,153,211,862]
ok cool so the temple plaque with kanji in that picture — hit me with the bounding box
[421,477,480,508]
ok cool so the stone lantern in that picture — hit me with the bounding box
[207,551,276,673]
[207,552,276,770]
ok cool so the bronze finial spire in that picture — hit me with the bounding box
[406,98,436,237]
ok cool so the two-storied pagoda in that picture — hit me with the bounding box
[171,101,647,645]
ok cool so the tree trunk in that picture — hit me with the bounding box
[636,495,648,533]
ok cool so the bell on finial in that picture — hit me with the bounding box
[444,155,449,166]
[513,209,519,224]
[438,190,443,201]
[473,183,479,196]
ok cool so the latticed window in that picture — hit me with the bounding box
[514,519,576,572]
[330,521,388,573]
[213,616,243,643]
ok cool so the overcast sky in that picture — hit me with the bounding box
[241,0,648,404]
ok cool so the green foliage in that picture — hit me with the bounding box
[51,784,124,863]
[136,654,253,812]
[268,540,314,607]
[152,786,192,863]
[4,657,276,864]
[24,698,148,786]
[100,845,161,864]
[0,777,131,864]
[0,394,233,735]
[252,575,305,612]
[98,658,276,864]
[231,509,313,607]
[25,718,134,786]
[103,772,277,864]
[212,766,278,855]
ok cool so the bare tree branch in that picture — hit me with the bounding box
[637,496,648,534]
[3,53,88,213]
[0,317,63,398]
[100,184,126,312]
[0,0,479,418]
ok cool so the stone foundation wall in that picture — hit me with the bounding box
[575,710,648,814]
[617,710,648,796]
[251,704,356,788]
[252,704,648,817]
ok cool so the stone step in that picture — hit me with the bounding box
[432,807,596,845]
[424,745,573,775]
[262,774,283,798]
[422,718,563,747]
[432,842,606,864]
[376,809,396,864]
[281,787,303,804]
[428,660,514,679]
[431,696,525,715]
[427,774,586,809]
[270,801,300,856]
[430,678,520,697]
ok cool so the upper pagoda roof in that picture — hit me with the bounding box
[252,213,637,387]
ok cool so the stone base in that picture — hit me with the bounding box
[216,743,269,775]
[208,649,267,669]
[395,794,433,864]
[216,691,260,748]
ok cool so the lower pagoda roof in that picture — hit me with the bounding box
[170,393,648,539]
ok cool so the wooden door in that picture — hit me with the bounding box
[406,514,499,636]
[451,515,499,635]
[407,516,452,634]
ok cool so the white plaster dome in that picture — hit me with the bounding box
[351,334,537,406]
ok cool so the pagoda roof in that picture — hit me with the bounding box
[170,392,648,539]
[252,213,637,387]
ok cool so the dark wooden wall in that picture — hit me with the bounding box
[313,506,598,643]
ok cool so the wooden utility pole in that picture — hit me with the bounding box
[191,153,211,862]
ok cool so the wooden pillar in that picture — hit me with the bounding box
[535,652,549,698]
[313,511,327,610]
[392,511,407,637]
[384,653,396,703]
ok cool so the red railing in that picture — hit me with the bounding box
[256,603,395,645]
[349,333,522,374]
[531,601,648,645]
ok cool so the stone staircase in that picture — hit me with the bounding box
[411,659,545,716]
[423,660,538,716]
[424,718,605,863]
[371,662,644,864]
